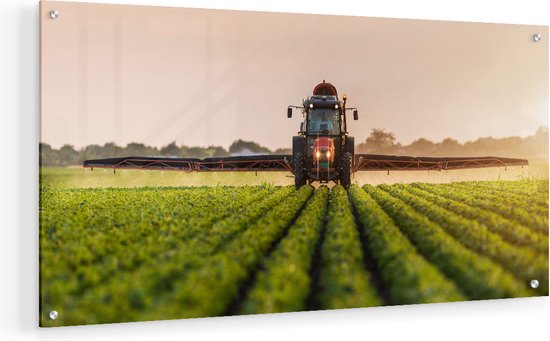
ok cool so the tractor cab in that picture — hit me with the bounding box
[287,81,358,187]
[307,107,339,135]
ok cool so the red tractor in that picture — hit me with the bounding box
[287,81,358,187]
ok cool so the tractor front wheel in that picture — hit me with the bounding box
[340,152,352,188]
[293,152,307,188]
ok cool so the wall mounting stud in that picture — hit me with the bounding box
[49,10,59,19]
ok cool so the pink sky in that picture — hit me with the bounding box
[41,1,548,150]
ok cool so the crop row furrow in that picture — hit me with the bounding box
[381,184,548,294]
[179,186,296,256]
[39,178,548,326]
[50,186,313,324]
[363,185,533,300]
[40,186,285,300]
[123,185,315,321]
[40,186,264,251]
[465,179,548,198]
[412,183,549,239]
[314,185,382,309]
[348,185,466,304]
[41,187,286,314]
[445,181,548,218]
[239,187,329,314]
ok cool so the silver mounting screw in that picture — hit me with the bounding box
[532,33,542,42]
[530,279,539,289]
[49,310,58,320]
[49,10,59,19]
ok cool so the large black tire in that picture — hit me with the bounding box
[340,152,352,188]
[293,152,307,188]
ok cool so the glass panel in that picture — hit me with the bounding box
[40,0,549,327]
[307,109,340,135]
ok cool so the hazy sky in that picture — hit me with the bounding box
[41,1,548,150]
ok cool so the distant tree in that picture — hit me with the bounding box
[524,126,549,157]
[103,142,124,158]
[405,138,436,156]
[365,129,398,153]
[125,143,158,156]
[57,144,79,166]
[184,146,208,158]
[463,137,498,156]
[160,142,180,157]
[39,143,59,166]
[437,138,462,156]
[229,139,272,154]
[80,144,104,163]
[204,146,230,157]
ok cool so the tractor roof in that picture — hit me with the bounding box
[313,81,338,98]
[303,95,342,109]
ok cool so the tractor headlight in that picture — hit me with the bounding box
[316,151,321,159]
[327,151,331,158]
[309,103,314,109]
[334,104,338,109]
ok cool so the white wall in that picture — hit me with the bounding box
[1,1,548,340]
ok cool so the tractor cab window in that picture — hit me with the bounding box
[307,109,339,134]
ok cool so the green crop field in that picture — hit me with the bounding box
[39,178,549,326]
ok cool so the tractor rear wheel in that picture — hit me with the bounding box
[340,152,352,188]
[293,152,307,188]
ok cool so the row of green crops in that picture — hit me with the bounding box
[465,179,548,198]
[348,185,466,304]
[362,184,533,299]
[379,184,548,294]
[239,187,329,314]
[414,182,549,236]
[40,179,548,327]
[450,181,548,214]
[315,185,381,309]
[40,185,294,324]
[40,186,284,275]
[148,185,314,319]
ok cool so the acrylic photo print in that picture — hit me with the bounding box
[40,1,548,327]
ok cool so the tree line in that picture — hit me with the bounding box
[39,139,292,167]
[356,126,548,158]
[40,127,548,166]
